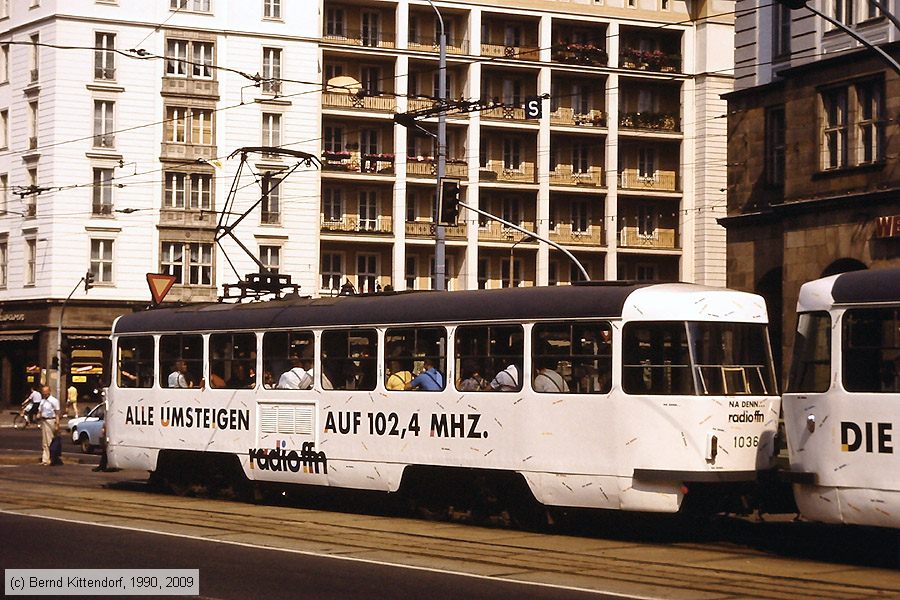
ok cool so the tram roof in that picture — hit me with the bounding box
[113,283,667,334]
[832,267,900,305]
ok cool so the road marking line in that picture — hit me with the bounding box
[0,509,654,599]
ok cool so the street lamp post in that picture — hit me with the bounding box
[56,275,87,403]
[427,0,447,291]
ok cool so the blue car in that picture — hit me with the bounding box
[67,402,105,453]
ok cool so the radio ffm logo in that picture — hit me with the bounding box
[248,440,328,473]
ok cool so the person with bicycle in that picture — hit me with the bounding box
[19,384,42,426]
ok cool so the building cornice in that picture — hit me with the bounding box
[719,187,900,228]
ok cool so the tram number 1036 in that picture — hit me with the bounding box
[733,435,760,448]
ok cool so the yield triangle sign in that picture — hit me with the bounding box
[146,273,177,305]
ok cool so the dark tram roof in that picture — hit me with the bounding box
[113,282,657,334]
[832,267,900,305]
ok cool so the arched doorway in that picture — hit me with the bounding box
[821,258,867,277]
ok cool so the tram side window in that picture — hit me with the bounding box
[623,322,694,395]
[209,332,257,389]
[117,336,154,388]
[532,322,612,394]
[843,308,900,393]
[321,329,377,391]
[786,312,831,393]
[384,327,447,391]
[263,331,315,390]
[159,334,203,389]
[455,325,524,392]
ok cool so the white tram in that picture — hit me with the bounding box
[783,267,900,527]
[107,282,780,513]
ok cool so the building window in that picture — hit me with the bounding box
[405,256,418,290]
[832,0,853,25]
[261,112,281,149]
[503,139,522,171]
[192,42,213,78]
[165,107,213,145]
[190,173,212,209]
[0,0,7,18]
[170,0,210,12]
[638,147,656,179]
[164,172,186,208]
[571,200,589,233]
[0,173,6,214]
[358,254,378,293]
[262,47,282,94]
[638,206,658,238]
[166,39,187,76]
[1,44,8,83]
[856,80,884,164]
[765,106,785,186]
[90,239,114,284]
[548,261,559,286]
[93,100,114,148]
[0,109,6,149]
[92,168,114,215]
[95,32,115,80]
[191,108,213,145]
[572,144,590,174]
[259,245,280,273]
[635,263,658,281]
[25,238,36,285]
[261,172,281,224]
[822,87,848,169]
[500,259,523,288]
[323,188,342,222]
[772,3,791,58]
[28,101,38,149]
[0,242,7,289]
[263,0,281,19]
[325,8,345,37]
[324,126,344,153]
[477,258,489,289]
[165,107,188,143]
[321,252,343,292]
[29,34,39,83]
[160,242,212,286]
[358,191,377,230]
[361,11,381,47]
[501,197,521,225]
[25,168,37,217]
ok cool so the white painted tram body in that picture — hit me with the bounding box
[107,283,780,513]
[783,267,900,527]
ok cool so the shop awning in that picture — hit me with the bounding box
[0,329,38,342]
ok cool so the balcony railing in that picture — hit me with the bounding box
[478,221,535,242]
[481,43,540,60]
[405,221,467,238]
[619,112,680,132]
[408,35,467,55]
[481,105,526,121]
[549,224,605,246]
[549,165,603,187]
[550,108,606,127]
[322,91,396,112]
[321,215,393,234]
[553,44,608,67]
[406,159,467,178]
[619,49,682,73]
[323,29,396,49]
[618,226,678,249]
[479,161,536,183]
[321,152,395,175]
[619,169,678,192]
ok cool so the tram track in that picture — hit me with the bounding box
[1,465,898,599]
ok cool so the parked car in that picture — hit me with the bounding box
[67,402,105,453]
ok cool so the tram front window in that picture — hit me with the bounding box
[843,308,900,393]
[787,312,831,393]
[688,322,775,395]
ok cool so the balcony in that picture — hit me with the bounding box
[405,221,467,239]
[321,215,393,234]
[408,35,467,55]
[549,224,605,247]
[159,209,217,227]
[322,152,395,175]
[553,44,608,67]
[323,29,396,49]
[481,105,527,121]
[406,158,467,179]
[549,165,603,188]
[478,221,535,242]
[618,226,678,249]
[619,48,681,73]
[550,108,606,128]
[479,161,536,183]
[619,169,678,192]
[481,43,540,61]
[619,112,680,132]
[161,77,220,99]
[322,91,396,112]
[160,142,217,162]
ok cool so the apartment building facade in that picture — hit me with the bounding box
[721,0,900,376]
[0,0,732,404]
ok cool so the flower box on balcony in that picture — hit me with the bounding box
[323,151,352,161]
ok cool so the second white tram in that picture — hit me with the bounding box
[107,282,780,513]
[784,267,900,527]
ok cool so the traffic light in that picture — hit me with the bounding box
[438,178,461,225]
[84,270,95,292]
